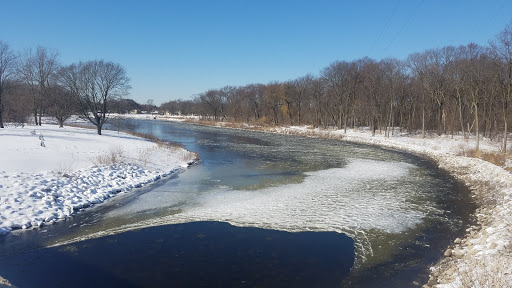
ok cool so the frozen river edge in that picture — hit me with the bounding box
[3,116,512,287]
[164,116,512,288]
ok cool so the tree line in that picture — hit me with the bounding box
[161,23,512,152]
[0,44,130,135]
[1,23,511,147]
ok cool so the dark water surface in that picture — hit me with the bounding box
[0,120,476,287]
[0,221,354,288]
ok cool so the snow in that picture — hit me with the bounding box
[3,114,512,285]
[152,116,512,286]
[266,126,512,287]
[0,124,195,235]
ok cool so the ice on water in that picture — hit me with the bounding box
[171,159,426,235]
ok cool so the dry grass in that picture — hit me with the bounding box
[183,118,346,140]
[92,145,125,166]
[183,118,270,130]
[55,160,75,177]
[459,148,512,172]
[68,123,196,167]
[125,131,185,150]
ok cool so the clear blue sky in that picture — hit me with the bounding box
[1,0,511,105]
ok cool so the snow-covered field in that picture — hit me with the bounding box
[0,123,196,236]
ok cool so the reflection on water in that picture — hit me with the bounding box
[0,120,475,287]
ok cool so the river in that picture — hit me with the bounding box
[0,119,475,287]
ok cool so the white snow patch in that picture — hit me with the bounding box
[0,124,195,235]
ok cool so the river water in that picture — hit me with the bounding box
[0,120,475,287]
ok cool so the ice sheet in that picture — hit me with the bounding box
[173,159,425,234]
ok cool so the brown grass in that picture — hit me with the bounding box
[182,118,345,140]
[125,131,184,149]
[460,148,512,172]
[183,118,271,130]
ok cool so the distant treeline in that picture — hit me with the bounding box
[161,23,512,151]
[1,23,511,146]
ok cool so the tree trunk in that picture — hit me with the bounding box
[422,94,425,138]
[371,115,377,136]
[387,102,392,138]
[504,102,508,153]
[338,105,343,130]
[343,109,348,134]
[34,109,39,126]
[457,89,466,138]
[0,90,3,128]
[475,103,480,151]
[437,105,443,136]
[297,104,301,126]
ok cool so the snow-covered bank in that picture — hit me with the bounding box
[159,117,511,287]
[278,131,512,286]
[0,124,196,235]
[266,127,512,287]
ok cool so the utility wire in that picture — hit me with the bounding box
[384,0,425,52]
[369,0,402,56]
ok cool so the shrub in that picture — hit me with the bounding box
[92,145,125,166]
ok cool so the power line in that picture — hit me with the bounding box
[369,0,402,56]
[384,0,424,52]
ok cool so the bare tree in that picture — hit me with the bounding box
[322,61,350,130]
[490,22,512,152]
[380,58,403,137]
[262,82,284,125]
[198,88,226,120]
[245,84,265,122]
[3,82,33,125]
[458,43,490,151]
[290,74,314,126]
[60,60,130,135]
[309,77,327,128]
[46,83,78,127]
[17,46,60,126]
[0,41,17,128]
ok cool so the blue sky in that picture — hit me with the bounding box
[1,0,511,105]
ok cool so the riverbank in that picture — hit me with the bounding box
[0,124,197,236]
[276,127,512,287]
[154,116,511,287]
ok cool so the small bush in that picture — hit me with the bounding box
[55,160,75,176]
[92,146,125,166]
